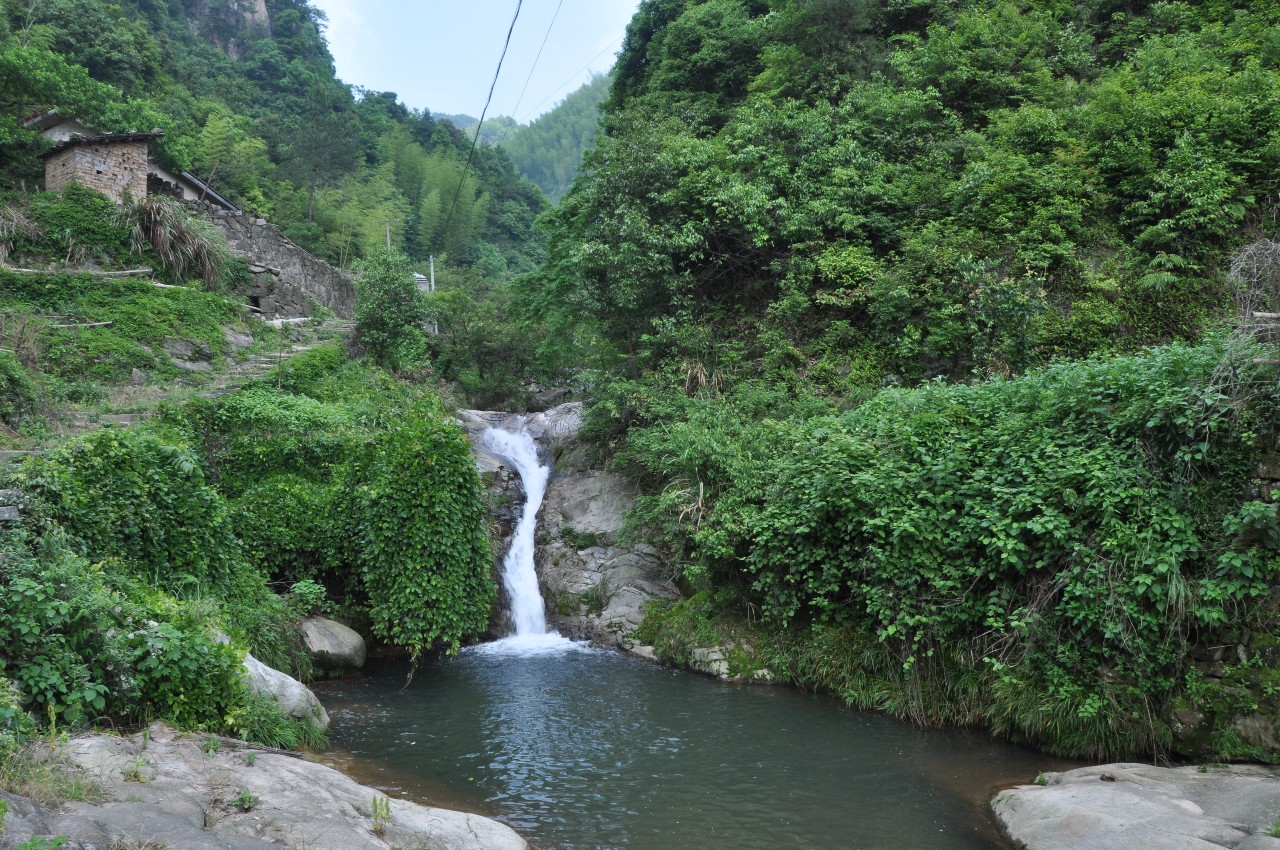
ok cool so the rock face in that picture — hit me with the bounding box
[242,652,330,728]
[457,403,681,653]
[0,723,529,850]
[300,618,367,672]
[992,763,1280,850]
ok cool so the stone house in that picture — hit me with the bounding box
[40,131,161,204]
[25,110,239,212]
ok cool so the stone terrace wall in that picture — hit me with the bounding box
[183,200,355,319]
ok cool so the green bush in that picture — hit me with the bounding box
[0,676,35,760]
[0,349,38,425]
[353,251,429,372]
[0,527,246,729]
[267,340,349,397]
[333,401,495,659]
[23,184,131,267]
[736,341,1278,758]
[13,428,255,599]
[231,475,336,583]
[187,386,358,496]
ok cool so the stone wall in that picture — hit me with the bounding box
[183,200,356,319]
[44,139,149,203]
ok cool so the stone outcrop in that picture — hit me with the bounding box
[0,723,529,850]
[185,200,356,319]
[242,653,330,729]
[300,618,367,672]
[992,763,1280,850]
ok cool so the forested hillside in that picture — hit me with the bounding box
[534,0,1280,761]
[0,0,546,275]
[502,73,611,203]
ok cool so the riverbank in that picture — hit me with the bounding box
[0,723,528,850]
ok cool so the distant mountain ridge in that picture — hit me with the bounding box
[500,74,611,203]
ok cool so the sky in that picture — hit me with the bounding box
[308,1,642,124]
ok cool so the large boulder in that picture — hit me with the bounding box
[992,763,1280,850]
[300,618,367,672]
[0,724,531,850]
[243,652,330,728]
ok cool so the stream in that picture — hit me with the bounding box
[315,417,1079,849]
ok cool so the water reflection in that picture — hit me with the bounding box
[315,650,1079,850]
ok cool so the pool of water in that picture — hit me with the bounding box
[314,645,1077,850]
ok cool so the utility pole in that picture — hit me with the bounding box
[428,255,438,335]
[385,221,391,255]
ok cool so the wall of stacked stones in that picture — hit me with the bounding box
[183,200,355,319]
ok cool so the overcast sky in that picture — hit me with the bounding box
[309,1,641,123]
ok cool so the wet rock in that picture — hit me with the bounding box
[993,763,1280,850]
[300,618,366,672]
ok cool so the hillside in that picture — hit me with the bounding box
[532,0,1280,762]
[0,0,547,276]
[502,73,611,203]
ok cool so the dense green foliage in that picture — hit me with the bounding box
[179,354,497,658]
[334,403,496,659]
[526,0,1280,759]
[540,0,1280,382]
[353,251,429,372]
[501,74,611,203]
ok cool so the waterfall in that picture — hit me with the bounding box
[478,421,579,653]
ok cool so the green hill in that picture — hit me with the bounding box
[502,73,611,203]
[532,0,1280,762]
[0,0,546,276]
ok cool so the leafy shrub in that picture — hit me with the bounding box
[734,341,1279,758]
[0,677,35,760]
[353,251,429,372]
[333,402,495,659]
[0,527,245,729]
[24,184,131,266]
[0,349,38,425]
[266,340,349,397]
[13,428,255,599]
[231,475,336,583]
[187,386,357,496]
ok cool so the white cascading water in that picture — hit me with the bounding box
[478,421,580,653]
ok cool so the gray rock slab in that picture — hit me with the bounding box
[4,724,530,850]
[993,763,1280,850]
[552,470,637,536]
[225,330,254,350]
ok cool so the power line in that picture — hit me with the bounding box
[517,35,622,123]
[440,0,523,246]
[510,0,565,120]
